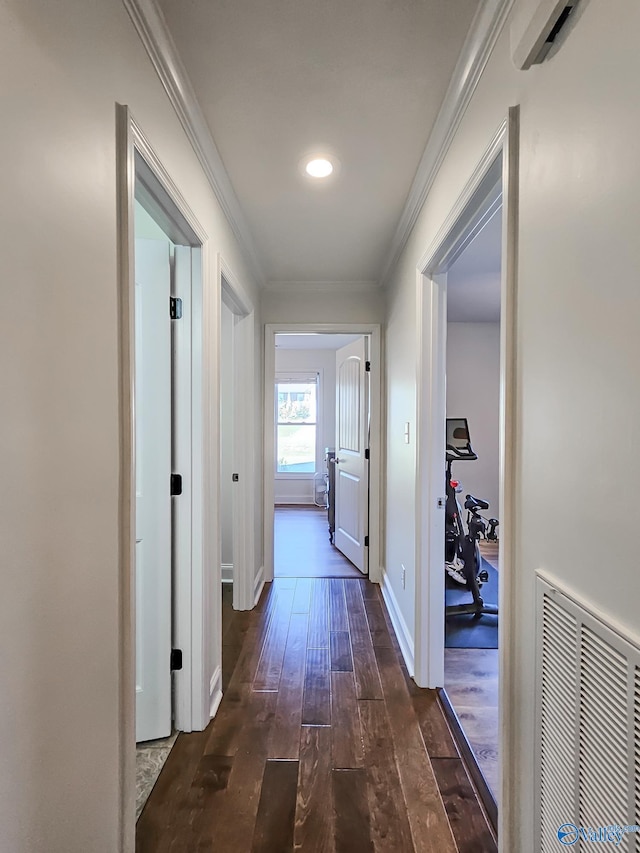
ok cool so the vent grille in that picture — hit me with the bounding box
[537,576,640,853]
[635,669,640,853]
[540,596,577,853]
[579,628,629,850]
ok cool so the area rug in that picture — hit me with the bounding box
[445,558,498,649]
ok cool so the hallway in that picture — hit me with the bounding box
[136,578,496,851]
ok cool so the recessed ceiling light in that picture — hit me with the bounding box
[305,157,334,179]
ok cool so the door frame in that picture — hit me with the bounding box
[219,255,256,611]
[263,324,382,585]
[414,108,519,850]
[116,105,214,850]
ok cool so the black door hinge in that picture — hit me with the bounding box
[170,297,183,319]
[364,449,370,460]
[365,361,371,372]
[170,648,183,671]
[232,473,239,482]
[364,535,369,547]
[171,473,183,496]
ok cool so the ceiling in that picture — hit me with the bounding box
[275,334,361,351]
[158,0,481,285]
[447,207,502,323]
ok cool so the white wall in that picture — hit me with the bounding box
[220,302,234,568]
[446,322,500,517]
[274,348,337,504]
[261,286,386,326]
[0,1,260,850]
[384,1,640,848]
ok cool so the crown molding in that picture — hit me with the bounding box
[264,280,382,295]
[123,0,265,287]
[379,0,515,289]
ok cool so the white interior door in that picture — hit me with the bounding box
[135,237,172,743]
[334,337,369,573]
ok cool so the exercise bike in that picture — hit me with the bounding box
[445,418,499,620]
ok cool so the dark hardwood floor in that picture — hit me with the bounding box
[274,506,363,578]
[137,579,497,852]
[444,540,500,800]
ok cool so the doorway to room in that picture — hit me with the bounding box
[263,324,382,586]
[273,333,368,580]
[415,111,519,838]
[442,200,502,813]
[117,107,215,834]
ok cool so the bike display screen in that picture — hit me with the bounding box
[446,418,471,449]
[446,418,477,460]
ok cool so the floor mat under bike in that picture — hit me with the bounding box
[445,557,498,649]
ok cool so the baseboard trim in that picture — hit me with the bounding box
[380,570,415,676]
[209,665,222,719]
[221,563,233,583]
[253,565,265,606]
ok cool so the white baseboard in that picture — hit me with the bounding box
[221,563,233,583]
[209,665,222,719]
[380,570,415,676]
[253,565,265,606]
[274,497,315,505]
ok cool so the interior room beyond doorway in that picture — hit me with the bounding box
[443,202,502,809]
[273,333,369,580]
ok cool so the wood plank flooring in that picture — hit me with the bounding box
[138,579,496,852]
[275,506,364,578]
[444,541,500,801]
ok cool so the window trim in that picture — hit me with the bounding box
[274,370,322,478]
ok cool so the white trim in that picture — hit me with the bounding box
[253,566,265,606]
[264,324,382,585]
[380,0,515,287]
[122,0,263,288]
[209,666,222,719]
[221,564,234,583]
[417,122,506,274]
[414,108,520,853]
[218,254,256,612]
[380,570,415,676]
[115,103,136,853]
[414,269,448,689]
[498,107,520,853]
[173,244,195,733]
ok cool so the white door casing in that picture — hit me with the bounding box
[135,237,172,743]
[334,337,369,574]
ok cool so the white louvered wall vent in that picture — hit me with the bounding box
[536,574,640,852]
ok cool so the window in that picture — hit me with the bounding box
[276,376,318,473]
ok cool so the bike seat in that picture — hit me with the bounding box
[464,494,489,512]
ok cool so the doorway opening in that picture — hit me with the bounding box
[415,110,519,840]
[264,324,382,586]
[273,333,369,580]
[117,106,214,841]
[442,200,502,815]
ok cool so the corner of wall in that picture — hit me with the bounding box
[253,565,265,606]
[209,665,222,719]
